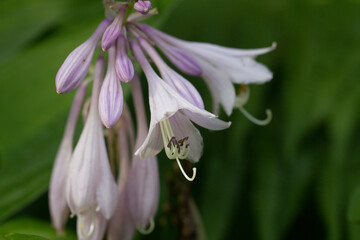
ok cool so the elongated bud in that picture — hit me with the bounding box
[99,46,124,128]
[49,82,87,233]
[134,1,151,15]
[56,19,110,94]
[102,7,126,51]
[116,34,134,82]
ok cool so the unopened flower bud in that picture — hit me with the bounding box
[56,19,110,94]
[99,46,124,128]
[49,82,87,234]
[134,1,151,15]
[115,34,134,82]
[102,7,126,51]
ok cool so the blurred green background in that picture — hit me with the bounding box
[1,0,360,239]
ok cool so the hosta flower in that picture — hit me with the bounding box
[116,34,135,82]
[49,81,87,233]
[51,1,275,238]
[102,6,127,51]
[131,40,231,181]
[98,46,124,128]
[66,56,118,238]
[127,75,159,234]
[136,23,275,115]
[107,124,135,240]
[55,19,110,94]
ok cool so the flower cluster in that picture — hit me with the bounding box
[49,0,275,239]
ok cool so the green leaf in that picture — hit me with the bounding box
[0,218,76,240]
[0,233,47,240]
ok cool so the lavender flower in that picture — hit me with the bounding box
[102,6,127,51]
[131,40,230,181]
[134,1,151,15]
[49,81,87,233]
[66,56,118,238]
[116,34,135,82]
[55,19,110,94]
[51,2,275,237]
[127,75,159,234]
[137,23,275,115]
[107,123,135,240]
[99,46,124,128]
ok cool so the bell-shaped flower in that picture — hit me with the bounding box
[107,124,135,240]
[137,23,275,115]
[126,75,159,234]
[138,37,204,109]
[130,40,230,181]
[102,7,127,51]
[99,46,124,128]
[56,19,110,94]
[66,56,118,231]
[115,34,134,82]
[134,1,151,15]
[49,82,87,234]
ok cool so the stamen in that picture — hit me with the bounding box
[80,211,95,238]
[176,157,196,181]
[239,107,272,126]
[137,217,155,235]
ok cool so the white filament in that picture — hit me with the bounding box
[137,217,155,235]
[80,211,95,238]
[239,107,272,126]
[176,157,196,182]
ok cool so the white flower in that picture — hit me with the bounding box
[66,56,118,239]
[131,40,230,181]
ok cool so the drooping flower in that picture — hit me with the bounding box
[107,120,135,240]
[66,56,118,238]
[55,19,110,94]
[98,46,124,128]
[136,23,275,115]
[130,40,231,181]
[49,81,88,234]
[127,74,159,234]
